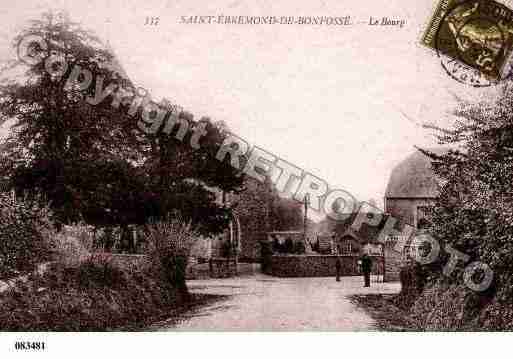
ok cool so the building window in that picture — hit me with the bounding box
[344,242,352,254]
[416,206,434,229]
[338,237,354,255]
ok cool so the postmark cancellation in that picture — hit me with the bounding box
[422,0,513,84]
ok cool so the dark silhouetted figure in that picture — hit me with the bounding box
[361,253,372,287]
[335,256,342,282]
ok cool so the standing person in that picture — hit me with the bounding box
[361,253,372,287]
[335,256,342,282]
[120,223,133,254]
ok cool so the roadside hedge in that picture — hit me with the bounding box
[0,257,186,331]
[0,217,198,331]
[0,194,52,280]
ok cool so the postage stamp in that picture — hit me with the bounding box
[422,0,513,85]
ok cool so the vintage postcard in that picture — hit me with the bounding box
[0,0,512,356]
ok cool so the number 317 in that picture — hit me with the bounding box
[145,17,160,25]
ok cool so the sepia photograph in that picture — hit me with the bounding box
[0,0,512,356]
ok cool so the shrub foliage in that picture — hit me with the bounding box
[0,259,182,331]
[0,193,52,279]
[0,217,200,330]
[144,216,199,299]
[402,83,513,330]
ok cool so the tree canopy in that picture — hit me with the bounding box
[0,11,244,235]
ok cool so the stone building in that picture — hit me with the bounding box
[385,148,444,228]
[383,148,444,280]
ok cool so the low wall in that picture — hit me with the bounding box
[93,253,240,279]
[264,254,384,278]
[384,246,402,282]
[186,257,238,279]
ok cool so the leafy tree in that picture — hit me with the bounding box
[234,178,301,233]
[139,112,245,234]
[232,176,304,258]
[421,83,513,300]
[271,195,303,230]
[0,11,245,236]
[0,11,140,224]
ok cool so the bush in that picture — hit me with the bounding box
[405,279,496,330]
[0,213,202,330]
[0,231,191,331]
[143,216,199,299]
[44,223,94,267]
[221,240,233,257]
[396,262,428,309]
[284,238,294,253]
[0,257,181,330]
[402,275,513,331]
[95,226,119,252]
[294,241,306,254]
[0,193,53,279]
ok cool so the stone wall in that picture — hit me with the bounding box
[383,245,402,282]
[101,253,238,279]
[383,197,436,281]
[264,254,384,277]
[24,253,240,282]
[186,257,238,279]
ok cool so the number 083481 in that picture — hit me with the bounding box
[14,342,46,350]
